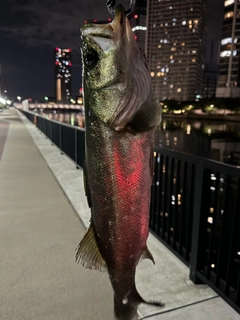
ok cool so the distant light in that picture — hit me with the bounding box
[0,98,6,104]
[132,26,147,31]
[211,264,215,268]
[208,217,213,224]
[44,96,49,101]
[55,61,59,65]
[84,20,87,24]
[56,47,59,51]
[108,18,112,21]
[134,35,137,40]
[134,14,138,18]
[7,100,11,105]
[68,48,72,52]
[93,19,97,23]
[69,62,72,66]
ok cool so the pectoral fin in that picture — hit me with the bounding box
[75,223,106,271]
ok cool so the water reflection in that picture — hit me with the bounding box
[39,110,85,129]
[38,110,240,165]
[155,119,240,165]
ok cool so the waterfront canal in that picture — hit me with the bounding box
[38,110,240,166]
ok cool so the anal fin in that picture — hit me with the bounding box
[75,223,106,271]
[140,246,155,264]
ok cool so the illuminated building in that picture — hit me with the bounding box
[55,47,72,102]
[131,0,147,51]
[146,0,207,101]
[216,0,240,98]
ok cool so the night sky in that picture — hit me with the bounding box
[0,0,224,102]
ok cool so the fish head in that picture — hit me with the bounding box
[81,5,152,130]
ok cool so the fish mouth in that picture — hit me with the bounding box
[81,5,132,53]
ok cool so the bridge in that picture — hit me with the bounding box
[15,102,84,111]
[0,108,239,320]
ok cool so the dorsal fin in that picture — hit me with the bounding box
[75,223,106,271]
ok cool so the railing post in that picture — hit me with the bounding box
[51,121,54,146]
[189,164,204,284]
[59,124,63,155]
[75,129,79,169]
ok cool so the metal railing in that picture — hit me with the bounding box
[151,149,240,314]
[21,110,240,314]
[22,110,85,169]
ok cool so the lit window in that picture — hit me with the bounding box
[150,72,155,77]
[220,50,231,57]
[191,59,196,62]
[177,88,181,92]
[221,37,232,45]
[182,21,186,25]
[224,11,234,19]
[224,0,234,6]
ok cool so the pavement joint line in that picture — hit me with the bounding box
[139,295,219,319]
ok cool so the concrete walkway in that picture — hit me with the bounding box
[0,108,239,320]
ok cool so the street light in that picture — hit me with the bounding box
[17,96,22,102]
[44,96,49,101]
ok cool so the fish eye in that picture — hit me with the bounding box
[84,50,99,68]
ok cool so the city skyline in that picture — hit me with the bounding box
[0,0,223,101]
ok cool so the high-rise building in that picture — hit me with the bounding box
[203,40,220,98]
[131,0,147,51]
[146,0,207,101]
[55,47,72,102]
[216,0,240,98]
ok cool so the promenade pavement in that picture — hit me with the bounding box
[0,108,239,320]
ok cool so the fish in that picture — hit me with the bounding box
[76,5,163,320]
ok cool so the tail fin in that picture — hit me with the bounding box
[134,285,166,308]
[113,285,165,320]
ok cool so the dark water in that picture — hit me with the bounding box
[39,110,240,165]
